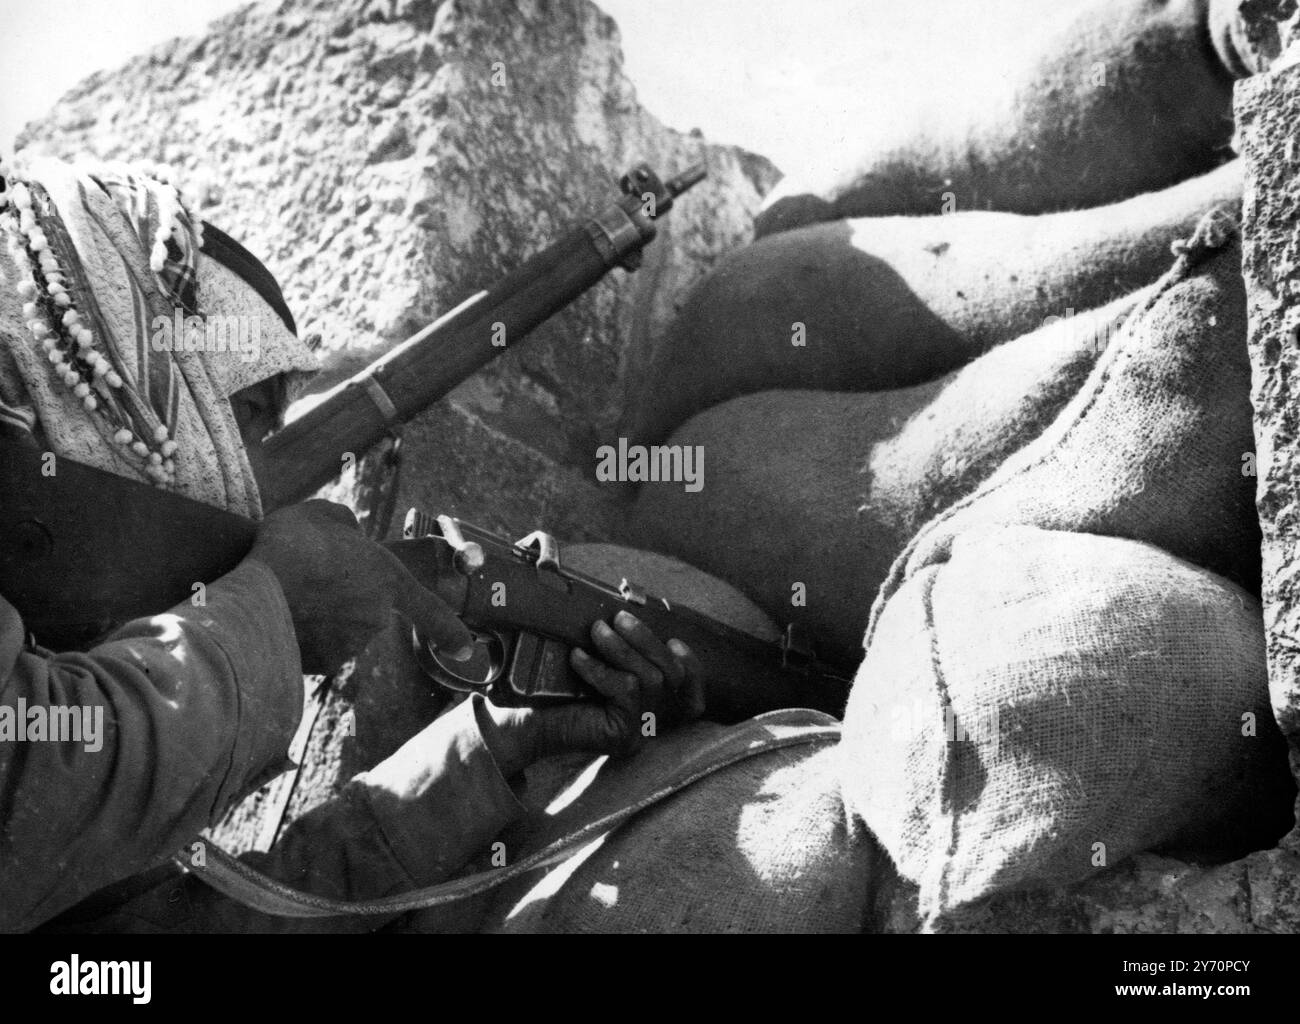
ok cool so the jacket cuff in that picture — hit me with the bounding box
[347,696,526,887]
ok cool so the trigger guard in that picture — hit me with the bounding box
[411,626,505,695]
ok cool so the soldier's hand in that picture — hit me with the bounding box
[247,500,474,675]
[558,611,706,755]
[479,612,705,774]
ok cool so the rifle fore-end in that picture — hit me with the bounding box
[393,510,853,723]
[258,163,707,510]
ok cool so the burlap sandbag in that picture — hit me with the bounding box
[868,208,1259,625]
[564,543,780,642]
[631,160,1240,444]
[753,0,1239,237]
[474,711,873,934]
[628,290,1139,663]
[841,525,1294,924]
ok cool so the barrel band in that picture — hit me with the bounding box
[351,374,400,428]
[585,204,644,266]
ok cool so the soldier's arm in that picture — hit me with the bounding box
[2,554,525,935]
[56,694,530,935]
[0,558,304,931]
[62,614,705,934]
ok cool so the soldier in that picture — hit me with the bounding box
[0,158,704,932]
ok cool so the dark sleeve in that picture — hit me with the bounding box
[0,559,305,931]
[52,697,528,934]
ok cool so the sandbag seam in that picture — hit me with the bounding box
[862,206,1240,654]
[919,562,962,919]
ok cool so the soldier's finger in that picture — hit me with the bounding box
[668,638,706,719]
[612,611,686,686]
[383,553,474,661]
[571,648,638,713]
[590,620,664,692]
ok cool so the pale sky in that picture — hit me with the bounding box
[0,0,1053,173]
[0,0,250,152]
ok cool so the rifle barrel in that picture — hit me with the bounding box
[258,164,706,510]
[667,164,707,197]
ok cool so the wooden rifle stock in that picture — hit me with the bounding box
[258,163,707,510]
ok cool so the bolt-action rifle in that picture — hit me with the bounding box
[256,163,706,509]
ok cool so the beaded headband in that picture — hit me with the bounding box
[0,155,197,482]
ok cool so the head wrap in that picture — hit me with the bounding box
[0,156,318,517]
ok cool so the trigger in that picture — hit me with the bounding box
[411,626,502,694]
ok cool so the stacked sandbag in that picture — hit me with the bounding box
[870,207,1260,626]
[563,543,780,642]
[840,525,1295,925]
[475,711,873,934]
[631,206,1258,666]
[753,0,1239,237]
[630,161,1241,444]
[627,290,1139,663]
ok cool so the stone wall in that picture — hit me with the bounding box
[1239,6,1300,811]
